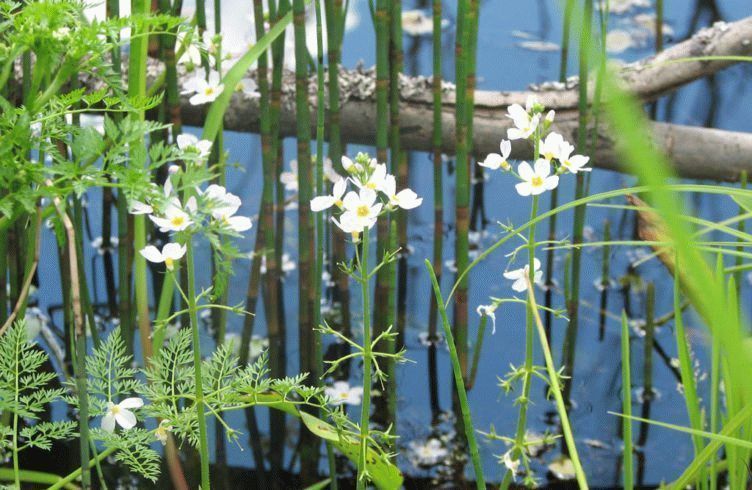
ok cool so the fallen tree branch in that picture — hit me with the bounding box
[85,16,752,180]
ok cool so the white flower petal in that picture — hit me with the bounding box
[140,246,164,263]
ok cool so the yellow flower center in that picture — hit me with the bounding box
[531,176,543,187]
[339,392,349,399]
[501,161,510,171]
[356,205,370,218]
[366,182,377,190]
[334,199,343,208]
[111,405,121,415]
[170,216,185,227]
[165,258,174,270]
[204,87,215,96]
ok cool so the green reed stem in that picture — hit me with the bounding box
[453,0,470,379]
[643,282,655,398]
[709,325,720,490]
[544,0,573,334]
[425,260,486,489]
[427,0,443,343]
[292,0,318,481]
[373,0,390,346]
[49,447,117,490]
[313,0,337,480]
[562,0,593,407]
[357,232,373,490]
[735,172,747,291]
[655,0,664,53]
[185,240,211,489]
[526,275,588,489]
[467,315,487,389]
[620,311,634,490]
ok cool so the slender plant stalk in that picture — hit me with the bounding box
[525,275,588,489]
[655,0,664,53]
[292,0,318,481]
[453,0,470,380]
[502,132,542,489]
[48,447,117,490]
[356,232,373,490]
[324,0,352,340]
[185,241,211,489]
[427,0,443,348]
[373,0,390,351]
[313,0,338,481]
[562,0,593,407]
[620,311,634,490]
[50,190,90,489]
[643,282,655,399]
[425,260,486,490]
[268,1,289,480]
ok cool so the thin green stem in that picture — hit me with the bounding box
[425,260,486,489]
[185,240,211,489]
[620,311,633,490]
[357,232,372,490]
[48,447,117,490]
[526,276,588,489]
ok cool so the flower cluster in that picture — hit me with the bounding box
[310,153,422,241]
[479,95,590,197]
[129,159,252,271]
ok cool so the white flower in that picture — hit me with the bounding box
[311,179,347,212]
[177,133,212,158]
[236,78,260,98]
[325,381,364,405]
[545,109,556,124]
[515,159,559,197]
[506,97,541,140]
[540,132,566,162]
[504,258,542,292]
[203,185,252,232]
[479,140,512,171]
[339,188,382,230]
[280,160,298,192]
[155,420,172,445]
[149,196,196,232]
[353,163,387,191]
[101,397,144,432]
[408,438,448,466]
[188,71,224,105]
[476,304,497,334]
[128,200,153,215]
[140,243,187,271]
[558,144,592,174]
[380,175,422,210]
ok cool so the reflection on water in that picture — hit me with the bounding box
[27,0,752,487]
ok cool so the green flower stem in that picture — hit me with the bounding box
[0,468,72,489]
[525,275,588,489]
[503,130,541,488]
[48,447,117,490]
[620,310,634,490]
[425,260,486,489]
[185,239,211,489]
[356,231,372,490]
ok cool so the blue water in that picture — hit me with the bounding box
[32,0,752,487]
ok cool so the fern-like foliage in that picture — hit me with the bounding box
[94,428,162,482]
[0,321,73,452]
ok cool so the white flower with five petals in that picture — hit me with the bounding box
[340,188,382,230]
[515,159,559,197]
[101,397,144,433]
[540,132,566,162]
[203,185,252,232]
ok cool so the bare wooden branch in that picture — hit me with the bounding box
[79,16,752,180]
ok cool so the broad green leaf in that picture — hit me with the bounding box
[299,411,404,490]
